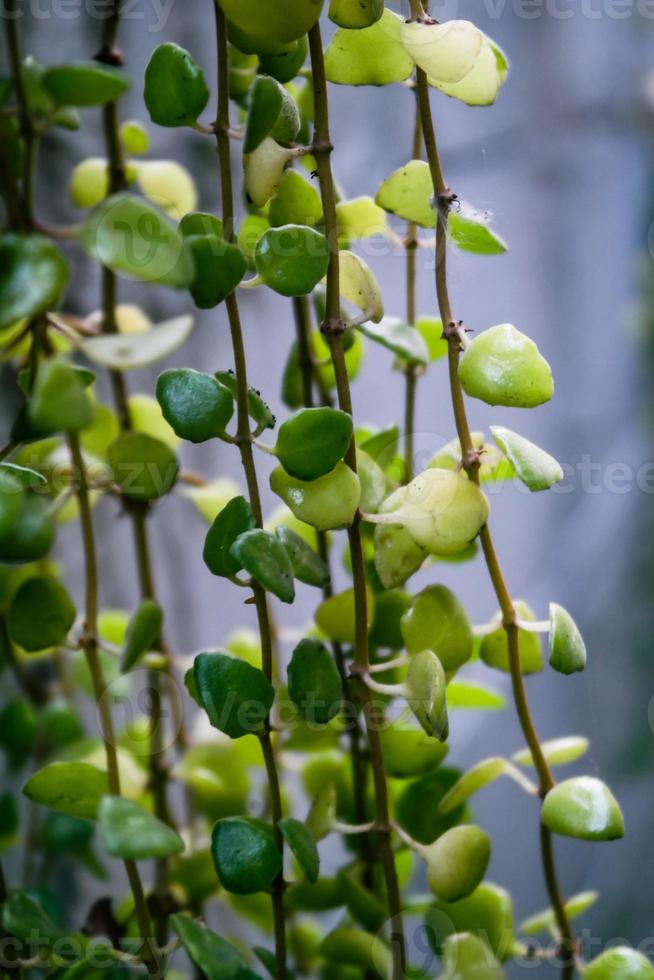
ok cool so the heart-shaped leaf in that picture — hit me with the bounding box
[171,914,260,980]
[144,43,209,127]
[244,74,300,153]
[279,817,320,883]
[81,315,194,370]
[23,762,109,820]
[274,526,330,588]
[42,62,130,106]
[255,224,330,297]
[8,576,75,652]
[400,20,484,83]
[185,235,247,308]
[0,234,68,332]
[375,160,435,228]
[401,584,473,673]
[270,462,361,532]
[325,10,414,86]
[204,497,256,578]
[121,600,163,672]
[107,432,179,500]
[288,638,342,725]
[336,196,388,242]
[275,407,353,481]
[27,359,94,435]
[449,209,507,255]
[541,777,624,842]
[490,425,563,492]
[357,316,429,364]
[458,324,553,408]
[193,652,274,739]
[380,722,448,779]
[0,493,56,564]
[269,169,323,228]
[230,529,295,603]
[424,882,514,962]
[157,368,234,443]
[99,795,184,859]
[212,817,282,895]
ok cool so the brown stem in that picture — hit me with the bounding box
[308,22,406,979]
[413,48,576,976]
[404,92,422,482]
[214,8,287,976]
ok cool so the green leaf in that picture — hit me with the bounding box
[218,0,322,52]
[449,209,507,255]
[424,881,515,961]
[356,315,428,364]
[276,407,353,481]
[288,638,342,725]
[81,315,195,370]
[107,432,179,500]
[324,11,414,87]
[244,74,300,153]
[519,889,598,936]
[375,160,435,228]
[186,235,247,308]
[541,777,624,842]
[336,196,388,242]
[459,324,554,408]
[212,817,282,895]
[270,462,360,532]
[193,652,274,739]
[171,914,261,980]
[254,224,330,297]
[549,603,587,675]
[437,932,505,980]
[380,722,448,779]
[0,493,56,564]
[279,817,320,882]
[27,359,94,435]
[416,315,448,361]
[204,496,256,578]
[144,43,209,127]
[0,471,27,538]
[80,193,194,288]
[1,891,64,945]
[438,757,537,815]
[0,234,68,332]
[340,250,384,322]
[259,36,308,84]
[99,795,184,859]
[320,928,392,979]
[406,650,449,741]
[329,0,383,28]
[23,761,109,820]
[583,947,654,980]
[180,211,224,238]
[121,599,163,672]
[479,601,543,675]
[269,170,323,228]
[244,139,295,209]
[42,62,130,106]
[490,425,563,492]
[8,575,76,652]
[447,680,506,711]
[401,585,473,673]
[274,526,330,588]
[0,699,36,770]
[157,368,234,443]
[425,825,491,903]
[215,371,276,433]
[513,736,589,769]
[120,119,150,154]
[315,586,373,646]
[230,529,295,603]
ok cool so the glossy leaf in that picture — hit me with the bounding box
[406,650,449,741]
[120,119,149,154]
[259,36,308,84]
[438,757,536,814]
[329,0,383,28]
[490,425,563,492]
[425,825,492,903]
[274,526,330,588]
[0,493,56,564]
[269,169,323,228]
[513,736,589,769]
[99,795,184,859]
[357,316,429,364]
[218,0,324,52]
[23,761,109,820]
[425,882,515,962]
[80,193,194,287]
[244,74,300,152]
[437,932,506,980]
[184,235,247,308]
[315,586,374,645]
[325,11,414,87]
[380,722,448,779]
[320,928,392,979]
[479,601,544,675]
[401,584,474,673]
[144,43,209,127]
[212,817,282,894]
[541,777,624,842]
[584,947,654,979]
[254,224,330,297]
[375,160,435,228]
[8,576,75,652]
[549,602,587,675]
[204,496,256,578]
[42,62,130,106]
[458,324,554,408]
[107,432,178,500]
[230,529,295,603]
[374,487,427,589]
[276,407,353,481]
[279,817,320,882]
[157,368,234,443]
[288,638,342,725]
[171,914,260,980]
[193,652,275,739]
[0,234,68,332]
[270,462,361,532]
[121,599,163,672]
[180,211,224,238]
[81,314,194,370]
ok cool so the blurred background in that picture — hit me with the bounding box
[2,0,654,975]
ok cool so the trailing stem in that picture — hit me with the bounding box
[404,93,423,482]
[409,4,575,970]
[307,22,407,980]
[213,7,287,977]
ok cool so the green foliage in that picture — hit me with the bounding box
[121,599,163,672]
[107,431,179,500]
[193,652,275,738]
[204,496,256,577]
[42,62,130,106]
[255,224,330,297]
[99,795,184,859]
[275,407,353,480]
[8,575,76,651]
[157,368,234,442]
[0,234,68,331]
[23,762,109,820]
[212,817,282,894]
[230,528,296,602]
[424,824,492,902]
[541,777,625,842]
[144,43,209,127]
[288,637,342,724]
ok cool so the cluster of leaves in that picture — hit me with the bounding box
[0,1,646,980]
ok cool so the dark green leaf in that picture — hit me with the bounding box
[0,493,56,564]
[230,529,295,603]
[27,360,94,435]
[0,699,36,770]
[244,75,300,153]
[211,817,282,895]
[179,211,224,238]
[0,234,68,332]
[42,62,130,106]
[186,235,247,308]
[1,891,64,944]
[157,368,234,442]
[107,432,179,500]
[204,496,255,578]
[144,43,209,127]
[274,526,329,588]
[287,638,342,725]
[279,817,320,882]
[193,652,274,739]
[275,407,353,481]
[254,225,330,298]
[171,914,261,980]
[121,599,163,672]
[99,795,184,859]
[8,576,76,652]
[259,36,308,83]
